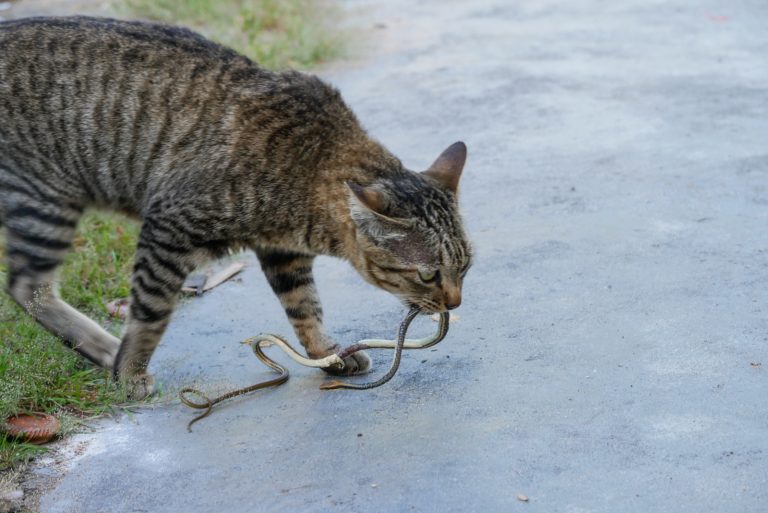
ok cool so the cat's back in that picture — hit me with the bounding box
[0,16,243,68]
[0,16,262,109]
[0,16,360,212]
[0,17,276,208]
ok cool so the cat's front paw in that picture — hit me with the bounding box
[309,336,372,376]
[324,350,371,376]
[123,372,156,400]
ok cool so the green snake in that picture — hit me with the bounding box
[180,308,450,432]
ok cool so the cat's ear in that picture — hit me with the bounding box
[423,141,467,194]
[347,182,411,239]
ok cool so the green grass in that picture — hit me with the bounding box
[59,214,139,316]
[0,213,140,470]
[120,0,342,69]
[1,0,342,471]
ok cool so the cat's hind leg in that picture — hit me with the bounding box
[3,199,121,368]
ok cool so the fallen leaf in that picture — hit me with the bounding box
[106,298,130,320]
[181,262,245,295]
[708,14,730,22]
[3,413,60,444]
[750,362,761,368]
[517,493,529,502]
[181,273,208,295]
[203,261,246,292]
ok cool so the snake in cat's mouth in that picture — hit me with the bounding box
[179,307,450,432]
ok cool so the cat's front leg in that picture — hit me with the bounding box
[114,219,198,398]
[255,247,371,375]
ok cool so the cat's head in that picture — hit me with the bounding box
[348,142,472,313]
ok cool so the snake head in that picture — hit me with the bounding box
[319,380,347,390]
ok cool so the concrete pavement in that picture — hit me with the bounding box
[34,0,768,511]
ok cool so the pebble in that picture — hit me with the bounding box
[1,490,23,501]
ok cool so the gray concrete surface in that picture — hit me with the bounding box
[35,0,768,511]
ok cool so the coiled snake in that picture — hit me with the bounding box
[179,308,450,431]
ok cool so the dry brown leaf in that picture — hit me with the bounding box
[106,298,130,320]
[203,261,245,291]
[3,413,61,444]
[181,273,208,295]
[181,262,245,295]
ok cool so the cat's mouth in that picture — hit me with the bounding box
[405,299,443,314]
[406,300,423,312]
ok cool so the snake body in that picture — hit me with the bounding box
[320,308,449,390]
[180,308,450,431]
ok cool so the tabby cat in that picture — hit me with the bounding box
[0,17,472,398]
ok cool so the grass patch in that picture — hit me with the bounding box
[119,0,343,69]
[0,212,139,470]
[60,213,139,317]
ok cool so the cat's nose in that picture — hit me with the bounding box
[444,288,462,310]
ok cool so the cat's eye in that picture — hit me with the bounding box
[418,269,438,283]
